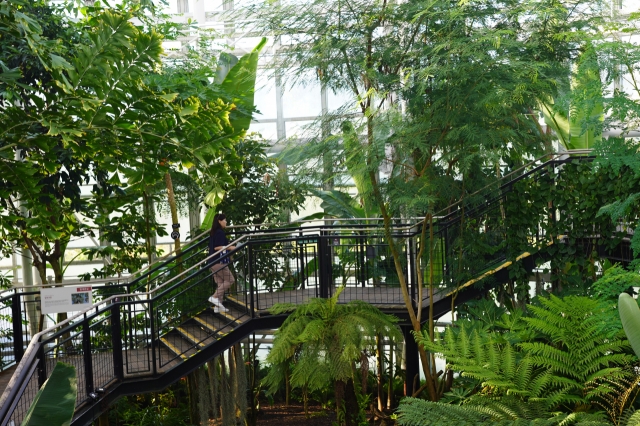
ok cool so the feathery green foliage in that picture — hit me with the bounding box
[418,323,558,416]
[396,397,612,426]
[520,295,634,404]
[417,295,634,420]
[264,285,400,422]
[592,267,640,303]
[266,286,400,388]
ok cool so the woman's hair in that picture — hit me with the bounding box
[211,213,226,235]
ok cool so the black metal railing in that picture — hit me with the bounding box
[2,151,635,426]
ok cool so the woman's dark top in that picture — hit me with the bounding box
[209,228,230,264]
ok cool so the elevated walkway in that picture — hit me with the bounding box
[0,153,635,426]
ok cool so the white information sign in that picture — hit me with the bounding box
[41,285,93,314]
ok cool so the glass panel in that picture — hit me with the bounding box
[254,70,277,119]
[249,122,278,140]
[282,76,321,118]
[285,120,314,138]
[205,0,224,11]
[328,87,357,111]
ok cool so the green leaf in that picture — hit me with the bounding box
[221,37,267,136]
[204,186,225,207]
[21,362,77,426]
[159,92,179,102]
[49,54,73,70]
[619,293,640,359]
[179,103,199,117]
[201,208,216,230]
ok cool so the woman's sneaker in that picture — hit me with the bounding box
[209,296,228,313]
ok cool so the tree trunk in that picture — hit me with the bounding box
[187,371,199,425]
[360,350,369,396]
[335,379,345,423]
[343,378,359,426]
[285,364,291,406]
[207,358,220,420]
[234,343,247,425]
[142,190,154,292]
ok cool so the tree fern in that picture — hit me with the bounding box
[263,285,401,416]
[418,324,560,413]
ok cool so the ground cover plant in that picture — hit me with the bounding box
[400,269,640,425]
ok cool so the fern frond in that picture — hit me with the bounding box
[396,397,488,425]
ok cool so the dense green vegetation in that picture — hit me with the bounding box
[2,0,640,425]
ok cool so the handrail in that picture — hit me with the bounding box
[431,149,591,218]
[0,150,590,298]
[0,218,426,407]
[0,152,605,425]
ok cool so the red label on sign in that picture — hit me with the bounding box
[76,287,91,292]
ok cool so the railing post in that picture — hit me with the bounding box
[318,231,329,299]
[359,236,366,287]
[298,231,306,290]
[82,313,94,395]
[11,293,24,362]
[248,244,255,318]
[111,304,124,380]
[443,225,450,285]
[149,299,157,376]
[409,234,416,310]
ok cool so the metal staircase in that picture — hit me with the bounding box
[0,152,635,426]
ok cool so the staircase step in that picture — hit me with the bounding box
[225,294,247,309]
[215,304,249,321]
[193,311,237,336]
[177,322,218,348]
[160,331,199,360]
[216,309,246,324]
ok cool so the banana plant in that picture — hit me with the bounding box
[618,293,640,358]
[540,43,603,150]
[202,38,267,229]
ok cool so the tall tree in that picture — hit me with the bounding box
[253,0,602,400]
[0,1,242,285]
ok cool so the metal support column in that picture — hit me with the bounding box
[248,244,255,317]
[111,305,124,380]
[150,299,157,376]
[402,325,419,396]
[318,232,329,299]
[11,294,24,363]
[82,314,94,395]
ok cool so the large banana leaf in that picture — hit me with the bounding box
[312,188,365,219]
[540,45,603,151]
[220,37,267,137]
[619,293,640,358]
[540,97,570,147]
[21,362,77,426]
[341,120,379,218]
